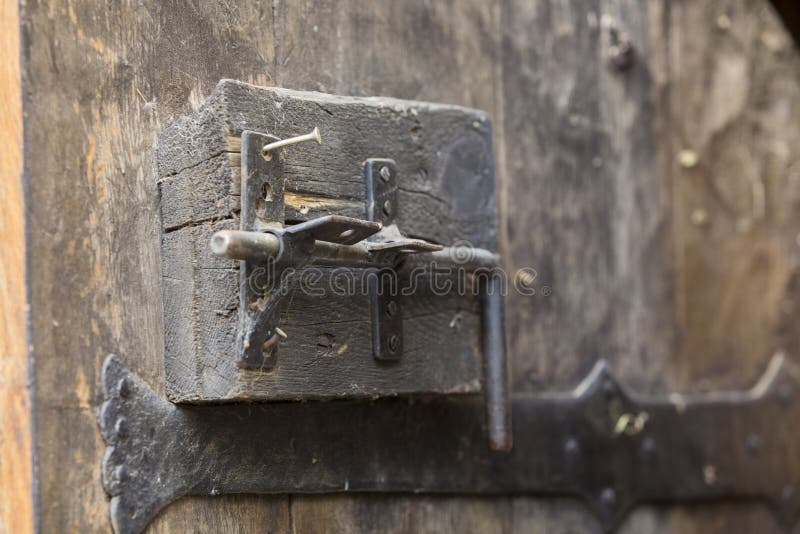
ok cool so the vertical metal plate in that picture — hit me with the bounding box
[365,159,402,360]
[365,158,398,225]
[238,131,285,369]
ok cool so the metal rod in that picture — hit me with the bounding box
[262,127,322,155]
[311,241,381,268]
[482,272,512,451]
[210,230,281,262]
[408,247,500,270]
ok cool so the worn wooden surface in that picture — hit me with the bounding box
[0,0,33,532]
[157,82,491,402]
[16,0,800,533]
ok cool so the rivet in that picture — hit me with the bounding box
[117,377,131,398]
[388,334,400,353]
[382,200,393,218]
[379,165,392,182]
[600,487,616,506]
[703,464,716,485]
[677,149,699,169]
[113,465,128,483]
[386,301,398,317]
[115,418,129,438]
[690,208,709,227]
[564,437,580,457]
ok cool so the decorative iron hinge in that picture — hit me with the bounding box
[99,353,800,534]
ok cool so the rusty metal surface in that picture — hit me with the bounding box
[100,353,800,534]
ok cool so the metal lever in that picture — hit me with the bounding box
[210,215,512,451]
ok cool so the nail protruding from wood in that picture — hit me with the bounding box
[262,126,322,157]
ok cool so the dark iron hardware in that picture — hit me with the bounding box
[209,130,510,450]
[99,352,800,534]
[157,80,499,405]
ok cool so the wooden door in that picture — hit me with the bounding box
[3,0,800,532]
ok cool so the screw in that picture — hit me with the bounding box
[388,334,400,353]
[382,199,393,218]
[262,127,322,158]
[379,165,392,182]
[386,301,398,317]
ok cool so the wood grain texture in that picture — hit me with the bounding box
[147,496,290,534]
[0,0,33,532]
[18,0,800,532]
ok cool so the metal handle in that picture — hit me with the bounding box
[482,274,512,451]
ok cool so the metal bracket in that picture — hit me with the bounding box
[100,353,800,534]
[365,158,401,360]
[235,137,417,368]
[223,131,511,449]
[237,130,285,369]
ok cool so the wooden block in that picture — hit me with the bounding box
[157,80,496,402]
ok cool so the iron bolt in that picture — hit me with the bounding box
[115,418,129,438]
[117,377,131,398]
[379,165,392,182]
[600,487,616,506]
[382,200,393,218]
[388,334,400,353]
[564,437,580,457]
[387,301,398,316]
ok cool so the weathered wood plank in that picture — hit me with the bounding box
[650,2,800,529]
[19,0,800,532]
[0,0,33,532]
[20,0,289,531]
[500,0,800,532]
[147,496,290,534]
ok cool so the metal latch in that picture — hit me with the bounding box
[209,129,511,451]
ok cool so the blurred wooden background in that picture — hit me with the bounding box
[3,0,800,532]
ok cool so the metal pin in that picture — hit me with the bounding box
[262,127,322,156]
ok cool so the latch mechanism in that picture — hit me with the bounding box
[209,129,510,450]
